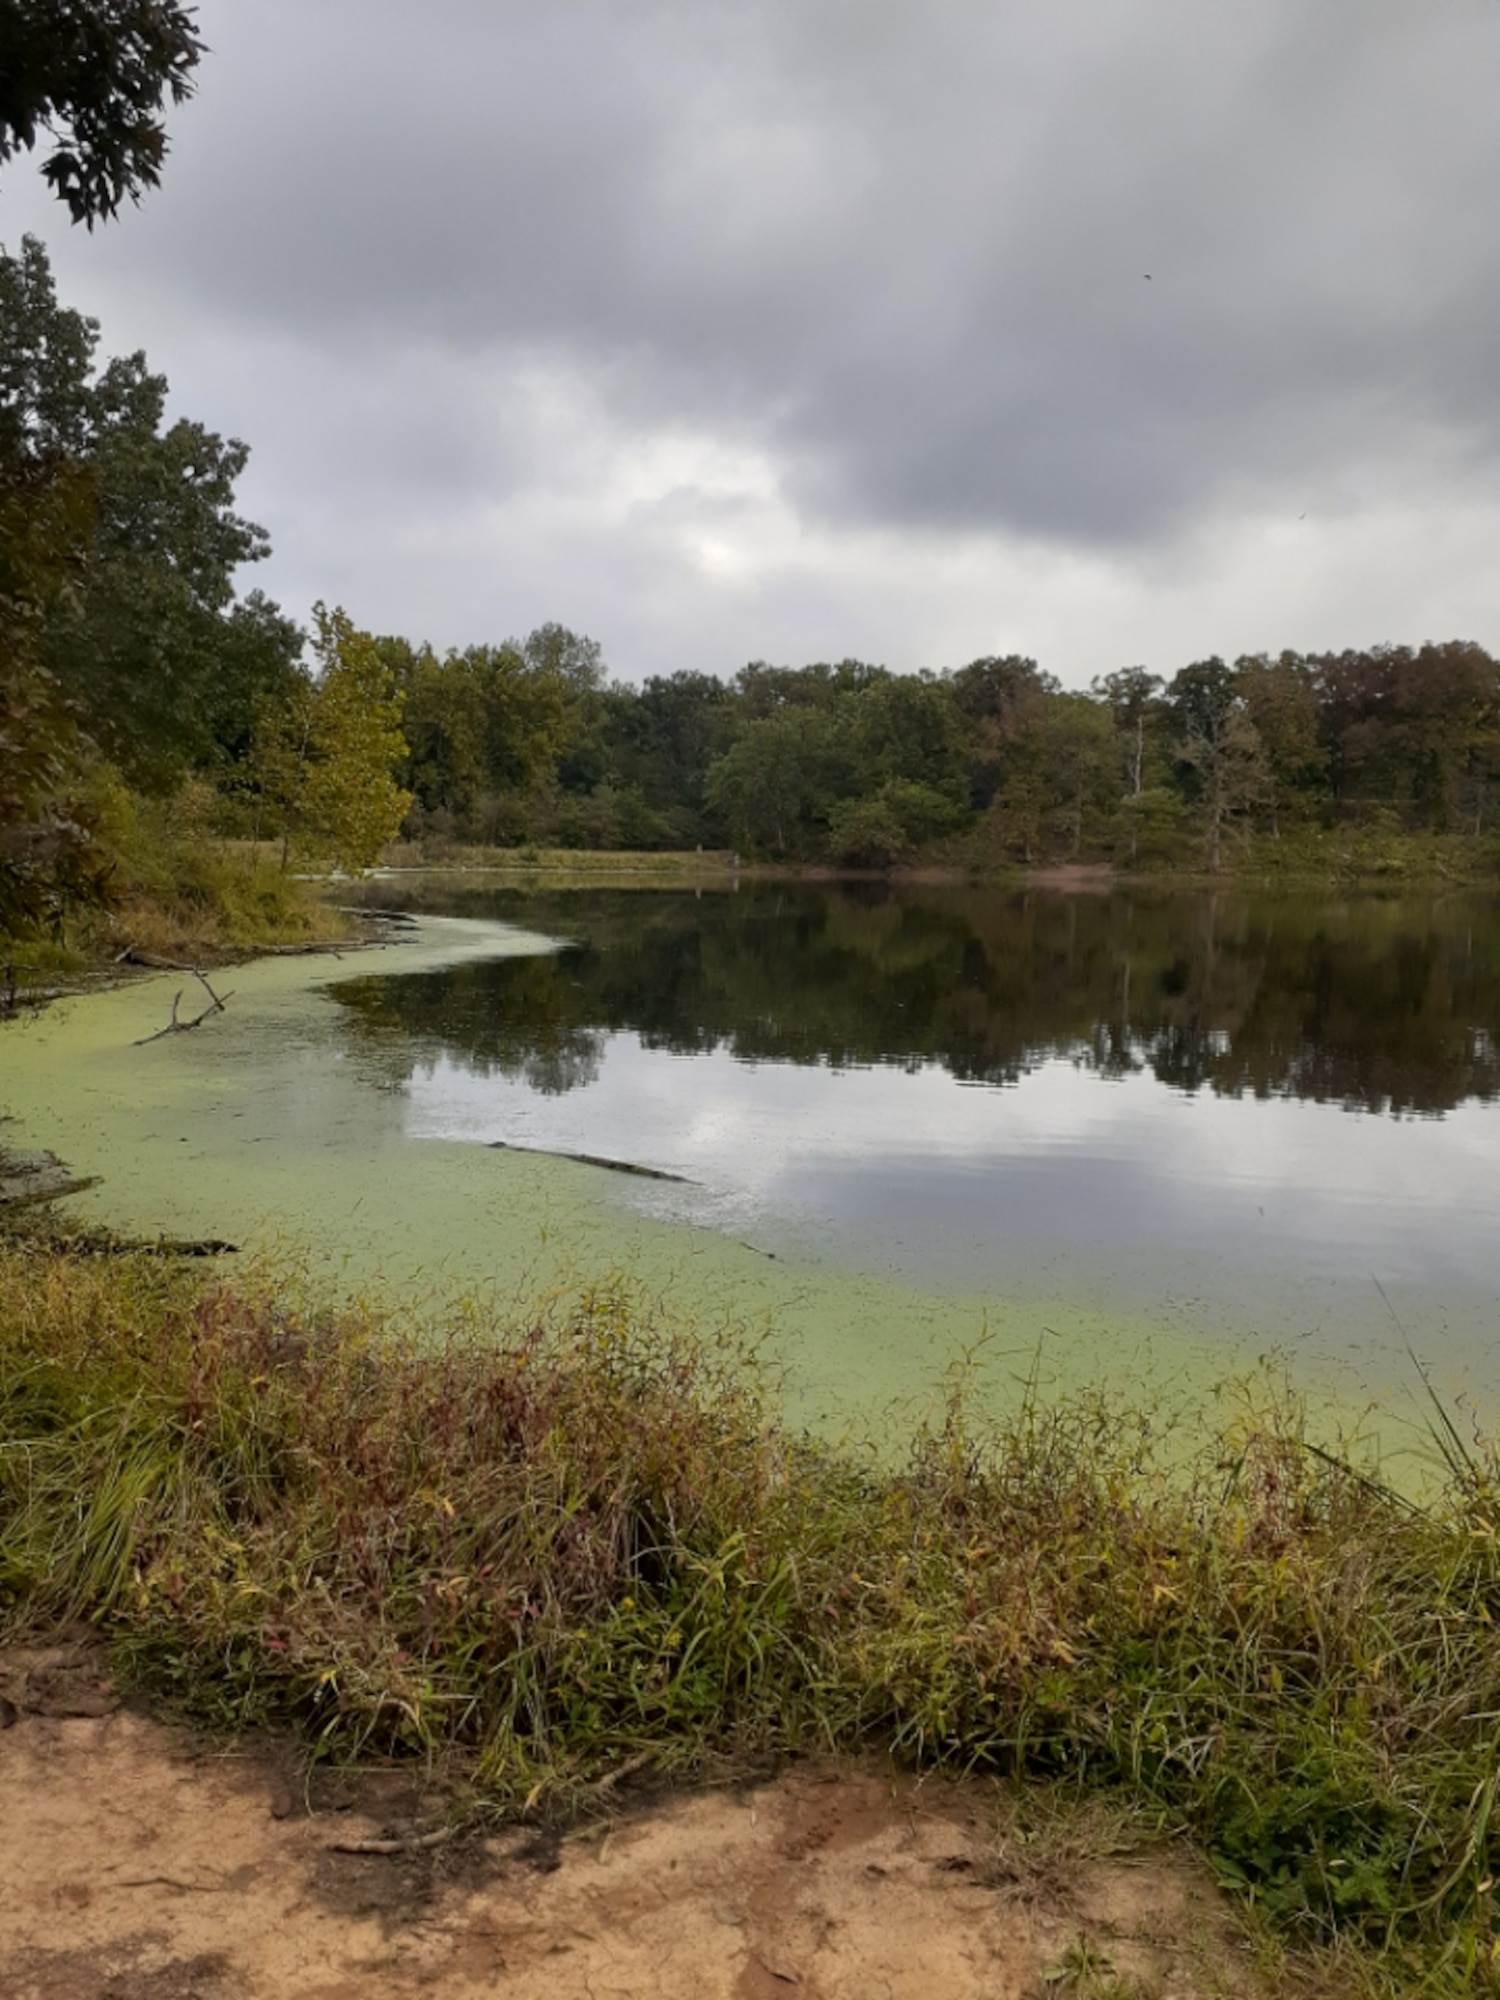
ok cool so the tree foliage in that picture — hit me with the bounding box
[2,235,275,789]
[364,627,1500,872]
[0,450,101,932]
[258,605,411,874]
[0,0,204,226]
[0,235,300,930]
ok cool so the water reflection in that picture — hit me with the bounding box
[333,884,1500,1117]
[325,882,1500,1391]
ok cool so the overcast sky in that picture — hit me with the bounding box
[4,0,1500,685]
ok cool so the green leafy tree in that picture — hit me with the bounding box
[2,235,275,789]
[828,778,965,865]
[1035,691,1118,856]
[265,606,411,873]
[1168,659,1270,871]
[595,670,735,846]
[1234,652,1325,835]
[386,638,486,833]
[850,671,969,807]
[204,589,306,770]
[0,450,101,932]
[947,654,1056,816]
[43,339,268,785]
[0,237,100,930]
[705,707,851,857]
[1093,667,1167,861]
[0,1,204,226]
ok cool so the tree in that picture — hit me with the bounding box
[596,670,735,844]
[263,606,411,873]
[1234,652,1325,835]
[44,339,268,785]
[946,654,1056,813]
[1311,641,1500,832]
[704,707,849,856]
[0,1,204,226]
[1167,660,1269,872]
[828,778,964,866]
[2,236,274,789]
[1035,691,1117,857]
[849,671,969,807]
[388,638,487,832]
[0,238,106,928]
[0,450,102,932]
[204,590,306,769]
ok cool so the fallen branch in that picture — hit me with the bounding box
[117,1873,227,1893]
[589,1749,655,1795]
[327,1825,457,1856]
[487,1141,692,1184]
[134,970,233,1046]
[116,947,195,970]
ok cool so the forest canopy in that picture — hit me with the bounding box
[4,230,1500,941]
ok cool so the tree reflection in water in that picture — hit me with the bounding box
[329,883,1500,1120]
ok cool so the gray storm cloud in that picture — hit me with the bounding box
[5,0,1499,672]
[109,0,1500,535]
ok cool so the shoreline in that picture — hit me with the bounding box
[0,1235,1493,1995]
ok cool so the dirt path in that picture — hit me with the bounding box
[0,1645,1267,2000]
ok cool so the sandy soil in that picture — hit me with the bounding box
[0,1642,1268,2000]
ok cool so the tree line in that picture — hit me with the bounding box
[383,635,1500,868]
[5,228,1500,938]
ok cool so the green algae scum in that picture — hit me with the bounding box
[0,911,1255,1439]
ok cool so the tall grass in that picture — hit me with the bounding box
[78,768,350,960]
[2,1242,1498,1990]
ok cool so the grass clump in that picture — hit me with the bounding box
[3,1242,1499,1991]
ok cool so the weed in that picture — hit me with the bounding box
[2,1243,1499,1993]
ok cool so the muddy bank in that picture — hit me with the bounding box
[0,1645,1268,2000]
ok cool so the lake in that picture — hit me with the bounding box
[336,878,1500,1413]
[5,876,1498,1445]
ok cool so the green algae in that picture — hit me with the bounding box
[0,915,1390,1444]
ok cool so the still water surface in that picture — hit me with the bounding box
[334,880,1500,1413]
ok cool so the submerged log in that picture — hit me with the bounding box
[486,1140,692,1183]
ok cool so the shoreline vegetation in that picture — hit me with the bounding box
[5,822,1494,1017]
[1,1234,1498,1995]
[381,821,1500,890]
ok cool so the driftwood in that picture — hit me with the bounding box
[116,947,195,971]
[332,905,420,926]
[487,1140,692,1184]
[589,1749,655,1795]
[327,1825,457,1857]
[134,969,233,1045]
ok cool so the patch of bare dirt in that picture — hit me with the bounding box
[0,1647,1272,2000]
